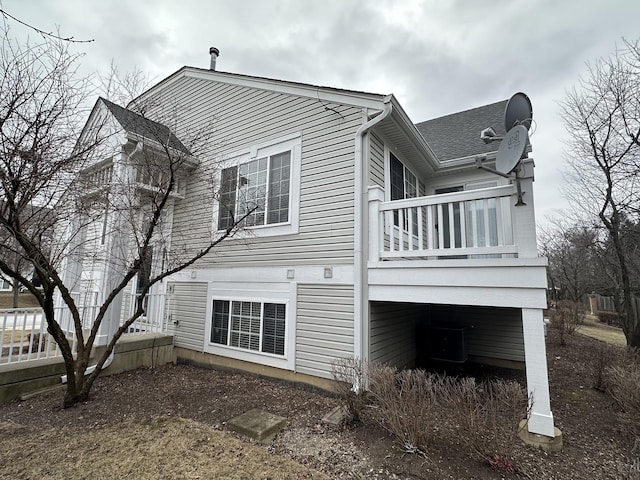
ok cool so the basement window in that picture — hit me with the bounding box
[211,300,286,356]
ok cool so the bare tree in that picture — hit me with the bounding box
[539,219,600,303]
[0,27,249,407]
[561,38,640,347]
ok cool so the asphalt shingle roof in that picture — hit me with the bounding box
[100,98,191,155]
[415,100,508,161]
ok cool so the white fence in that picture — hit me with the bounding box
[1,292,167,365]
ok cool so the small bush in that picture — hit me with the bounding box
[592,344,616,392]
[607,349,640,436]
[366,363,529,466]
[599,311,622,327]
[331,357,369,424]
[550,300,583,345]
[440,376,530,465]
[367,365,444,455]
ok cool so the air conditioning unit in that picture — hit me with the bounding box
[429,326,467,363]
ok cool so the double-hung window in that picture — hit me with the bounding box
[218,151,291,229]
[211,300,286,356]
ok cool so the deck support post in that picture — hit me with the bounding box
[521,307,555,437]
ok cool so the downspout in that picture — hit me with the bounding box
[353,96,392,363]
[62,141,144,383]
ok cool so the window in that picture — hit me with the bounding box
[389,153,419,230]
[0,277,12,291]
[211,300,286,356]
[218,151,291,229]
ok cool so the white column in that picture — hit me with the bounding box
[522,307,555,437]
[513,159,538,258]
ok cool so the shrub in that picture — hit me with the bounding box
[599,311,622,327]
[592,344,616,392]
[550,300,583,345]
[367,364,444,455]
[331,356,369,424]
[607,349,640,437]
[366,363,529,467]
[440,376,530,467]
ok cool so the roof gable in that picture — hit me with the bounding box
[99,98,191,155]
[415,100,507,162]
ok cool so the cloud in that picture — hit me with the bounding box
[5,0,640,225]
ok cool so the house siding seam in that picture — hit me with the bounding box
[296,284,354,379]
[140,76,363,267]
[166,281,208,351]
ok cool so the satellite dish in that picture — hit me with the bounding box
[495,125,527,174]
[504,92,533,132]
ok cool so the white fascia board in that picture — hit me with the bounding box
[133,66,388,112]
[388,96,440,170]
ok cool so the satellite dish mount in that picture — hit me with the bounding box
[475,92,533,206]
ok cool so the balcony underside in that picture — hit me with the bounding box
[368,258,548,309]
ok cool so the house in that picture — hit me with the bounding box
[69,54,554,439]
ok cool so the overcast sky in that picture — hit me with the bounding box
[3,0,640,226]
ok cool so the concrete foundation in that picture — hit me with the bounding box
[174,347,338,393]
[0,333,174,404]
[518,419,563,452]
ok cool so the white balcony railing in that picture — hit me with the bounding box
[368,179,538,262]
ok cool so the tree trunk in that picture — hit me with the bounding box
[608,225,638,348]
[11,284,18,308]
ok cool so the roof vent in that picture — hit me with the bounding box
[209,47,220,71]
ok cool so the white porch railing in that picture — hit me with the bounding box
[125,292,167,333]
[1,292,167,365]
[0,305,81,365]
[368,179,538,261]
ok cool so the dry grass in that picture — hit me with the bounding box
[0,416,329,480]
[577,322,627,346]
[0,292,40,309]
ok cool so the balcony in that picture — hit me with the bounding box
[366,174,547,309]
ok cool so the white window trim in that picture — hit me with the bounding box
[212,132,301,238]
[203,284,295,371]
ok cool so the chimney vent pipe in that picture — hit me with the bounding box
[209,47,220,70]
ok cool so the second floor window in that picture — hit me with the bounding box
[218,151,291,229]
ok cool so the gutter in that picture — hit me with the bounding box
[353,96,392,362]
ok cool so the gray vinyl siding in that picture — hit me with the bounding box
[166,281,208,351]
[426,305,524,362]
[296,284,354,379]
[369,133,385,187]
[144,76,364,267]
[369,302,420,368]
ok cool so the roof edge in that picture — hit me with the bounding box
[129,66,389,111]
